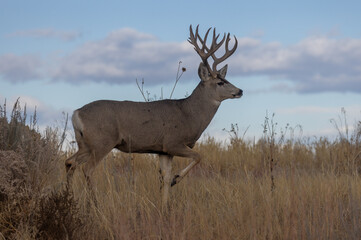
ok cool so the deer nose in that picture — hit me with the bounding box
[235,89,243,97]
[232,89,243,98]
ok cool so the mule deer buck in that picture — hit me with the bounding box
[65,25,242,206]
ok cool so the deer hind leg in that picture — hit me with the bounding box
[167,145,201,187]
[158,154,173,208]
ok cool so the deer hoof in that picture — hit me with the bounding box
[171,175,180,187]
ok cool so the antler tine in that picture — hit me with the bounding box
[211,28,220,47]
[195,24,199,44]
[210,28,226,54]
[200,30,226,57]
[201,27,212,52]
[211,33,238,74]
[188,25,197,51]
[188,25,211,61]
[189,25,195,43]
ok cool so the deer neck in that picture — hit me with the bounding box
[183,82,220,133]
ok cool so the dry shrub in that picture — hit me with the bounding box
[0,151,33,238]
[34,186,83,240]
[0,151,28,201]
[0,99,78,239]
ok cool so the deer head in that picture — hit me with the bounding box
[188,25,242,101]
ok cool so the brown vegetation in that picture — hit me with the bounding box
[0,99,360,239]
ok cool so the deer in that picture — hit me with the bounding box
[65,25,243,207]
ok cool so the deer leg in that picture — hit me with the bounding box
[81,146,113,187]
[81,147,112,208]
[167,145,201,187]
[65,149,92,185]
[158,154,173,208]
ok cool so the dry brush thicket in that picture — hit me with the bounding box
[0,100,361,239]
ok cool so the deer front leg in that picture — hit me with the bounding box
[167,145,201,187]
[65,149,93,185]
[158,154,173,208]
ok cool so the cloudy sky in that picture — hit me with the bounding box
[1,0,361,142]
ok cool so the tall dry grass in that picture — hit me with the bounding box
[1,100,361,239]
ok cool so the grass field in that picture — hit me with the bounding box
[1,100,361,239]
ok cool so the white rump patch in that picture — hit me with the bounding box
[72,110,84,132]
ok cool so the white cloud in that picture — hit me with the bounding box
[2,27,361,93]
[6,28,82,42]
[229,36,361,93]
[0,54,43,82]
[51,28,197,85]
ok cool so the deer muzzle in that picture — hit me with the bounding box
[233,89,243,98]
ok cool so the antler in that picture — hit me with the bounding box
[188,25,238,78]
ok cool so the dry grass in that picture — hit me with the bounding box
[1,100,361,239]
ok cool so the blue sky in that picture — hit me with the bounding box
[1,0,361,142]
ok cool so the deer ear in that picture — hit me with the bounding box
[219,64,228,79]
[198,63,210,81]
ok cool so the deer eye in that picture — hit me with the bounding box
[217,81,225,86]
